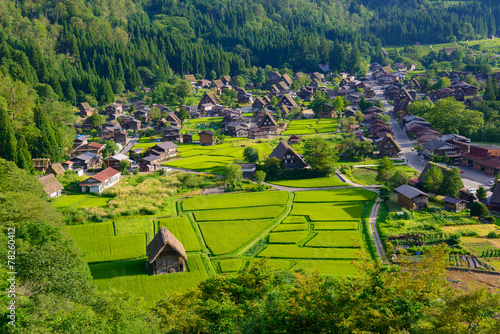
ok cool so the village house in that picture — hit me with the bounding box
[237,163,257,178]
[46,162,66,177]
[147,227,187,275]
[182,133,193,144]
[276,94,297,109]
[199,130,216,146]
[139,155,161,172]
[32,158,51,172]
[184,74,196,84]
[79,102,95,117]
[198,91,221,111]
[210,79,224,90]
[422,139,461,161]
[376,135,401,157]
[105,103,123,115]
[269,140,308,170]
[105,153,132,171]
[395,184,429,211]
[71,152,100,170]
[80,167,121,194]
[149,142,179,161]
[38,174,64,199]
[442,196,468,212]
[256,111,278,134]
[162,126,183,142]
[268,71,282,85]
[73,142,105,156]
[252,96,267,109]
[462,144,500,175]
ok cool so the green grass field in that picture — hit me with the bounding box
[66,222,115,239]
[53,195,89,208]
[293,189,376,202]
[156,216,202,252]
[90,255,210,307]
[272,223,309,232]
[290,203,365,221]
[351,165,418,186]
[199,219,273,255]
[269,176,347,188]
[219,259,243,272]
[312,221,359,230]
[269,231,309,244]
[283,119,338,135]
[258,244,361,259]
[72,233,147,262]
[183,191,288,211]
[306,231,361,248]
[163,155,235,174]
[193,206,285,221]
[76,197,110,208]
[291,260,360,275]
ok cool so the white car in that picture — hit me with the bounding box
[489,180,495,186]
[468,188,477,194]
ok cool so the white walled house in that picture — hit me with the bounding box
[79,167,121,194]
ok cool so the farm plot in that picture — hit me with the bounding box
[282,216,308,224]
[193,206,285,221]
[70,234,146,263]
[67,222,115,239]
[258,244,361,259]
[313,221,359,230]
[53,194,89,208]
[90,254,210,307]
[290,202,365,221]
[283,119,318,135]
[218,259,243,273]
[76,196,110,208]
[156,216,202,252]
[269,231,309,244]
[113,216,155,238]
[314,119,339,133]
[441,224,500,237]
[199,219,273,255]
[248,259,293,271]
[163,155,235,174]
[293,188,376,202]
[183,191,288,211]
[306,231,361,248]
[269,176,346,188]
[273,223,309,232]
[292,260,360,275]
[208,147,245,158]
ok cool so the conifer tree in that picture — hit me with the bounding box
[0,107,18,163]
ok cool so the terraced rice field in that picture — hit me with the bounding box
[306,231,362,248]
[269,231,309,244]
[290,202,365,221]
[293,189,376,202]
[199,219,273,255]
[156,216,202,252]
[193,206,285,221]
[292,260,360,275]
[163,155,235,174]
[218,259,243,273]
[269,176,346,188]
[183,191,289,211]
[283,118,338,135]
[258,244,361,259]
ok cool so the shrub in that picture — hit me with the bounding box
[470,202,490,218]
[487,231,500,239]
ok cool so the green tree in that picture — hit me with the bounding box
[424,166,444,194]
[103,140,119,159]
[379,186,392,201]
[270,96,278,108]
[243,147,259,163]
[470,201,490,218]
[233,76,245,87]
[376,157,395,185]
[89,112,105,129]
[0,107,18,163]
[390,170,409,189]
[484,78,497,101]
[149,107,161,122]
[439,167,464,197]
[477,186,487,200]
[303,137,338,174]
[178,108,189,122]
[119,159,130,173]
[224,163,243,183]
[254,170,266,185]
[16,134,33,173]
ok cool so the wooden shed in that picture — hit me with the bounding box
[442,196,467,212]
[147,227,187,275]
[394,184,429,211]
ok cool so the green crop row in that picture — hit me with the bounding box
[67,222,115,239]
[156,216,202,252]
[199,219,272,255]
[193,206,285,221]
[219,259,243,273]
[282,216,308,224]
[183,191,288,211]
[258,244,361,259]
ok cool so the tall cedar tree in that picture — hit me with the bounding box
[0,107,18,163]
[303,137,338,174]
[33,101,63,162]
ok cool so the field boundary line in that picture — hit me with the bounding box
[236,192,295,256]
[186,212,210,254]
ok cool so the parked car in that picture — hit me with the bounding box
[469,188,477,194]
[489,180,495,186]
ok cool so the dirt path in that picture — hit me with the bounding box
[369,197,387,263]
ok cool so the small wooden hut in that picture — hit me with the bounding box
[146,227,187,275]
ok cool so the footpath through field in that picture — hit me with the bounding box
[368,198,387,263]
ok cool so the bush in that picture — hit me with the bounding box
[487,231,500,239]
[470,202,490,218]
[484,216,496,224]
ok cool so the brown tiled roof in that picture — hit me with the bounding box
[38,174,63,196]
[88,142,105,149]
[146,227,187,263]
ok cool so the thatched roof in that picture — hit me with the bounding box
[48,163,65,177]
[38,174,63,196]
[269,140,307,165]
[147,227,187,263]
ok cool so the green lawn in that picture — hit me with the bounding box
[182,191,289,211]
[269,176,347,188]
[75,197,111,208]
[351,165,419,186]
[199,219,273,255]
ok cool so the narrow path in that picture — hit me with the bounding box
[368,198,387,264]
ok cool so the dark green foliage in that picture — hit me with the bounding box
[470,201,490,218]
[423,166,443,194]
[379,186,391,201]
[439,167,463,197]
[0,107,18,163]
[376,157,395,185]
[303,137,338,174]
[477,186,487,201]
[243,147,259,163]
[33,101,65,162]
[0,158,45,198]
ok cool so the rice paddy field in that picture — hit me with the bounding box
[283,118,339,135]
[61,187,376,307]
[268,176,347,188]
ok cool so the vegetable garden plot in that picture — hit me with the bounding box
[219,259,243,272]
[290,203,365,221]
[258,244,361,259]
[90,255,210,307]
[291,260,360,275]
[73,234,147,263]
[183,191,288,211]
[306,231,362,248]
[313,221,359,230]
[156,216,202,252]
[293,189,376,202]
[193,206,285,221]
[272,223,309,232]
[269,231,309,244]
[198,219,273,255]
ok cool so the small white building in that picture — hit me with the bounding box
[79,167,121,194]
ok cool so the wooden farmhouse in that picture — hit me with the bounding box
[269,140,308,170]
[276,94,297,108]
[442,196,467,212]
[198,91,221,110]
[147,227,187,275]
[199,130,216,146]
[32,158,51,172]
[38,174,64,199]
[395,185,429,211]
[79,167,121,194]
[376,135,401,157]
[47,162,65,177]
